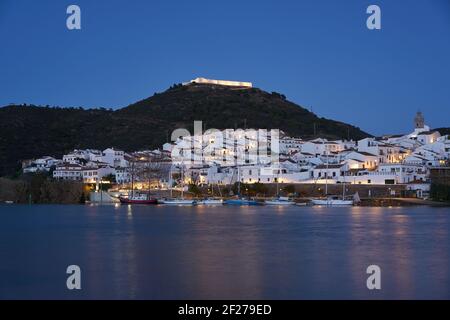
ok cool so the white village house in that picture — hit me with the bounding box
[22,111,447,199]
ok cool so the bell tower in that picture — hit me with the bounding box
[414,111,425,129]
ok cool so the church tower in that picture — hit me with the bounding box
[414,111,425,129]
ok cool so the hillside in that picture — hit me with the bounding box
[0,84,370,176]
[436,128,450,136]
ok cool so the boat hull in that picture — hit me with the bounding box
[311,199,353,206]
[224,199,260,206]
[264,200,295,205]
[160,199,196,205]
[197,200,223,205]
[119,197,158,205]
[295,202,308,206]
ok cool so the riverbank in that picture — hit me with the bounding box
[2,176,449,207]
[0,175,85,204]
[358,198,450,207]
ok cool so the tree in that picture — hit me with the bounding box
[103,173,116,184]
[251,183,268,196]
[283,184,296,195]
[430,183,450,202]
[188,184,201,197]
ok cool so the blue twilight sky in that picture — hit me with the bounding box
[0,0,449,136]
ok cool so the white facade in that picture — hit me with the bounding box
[184,77,252,88]
[53,164,83,181]
[344,151,378,170]
[115,168,131,184]
[312,164,345,180]
[101,148,127,167]
[23,156,60,173]
[82,166,115,184]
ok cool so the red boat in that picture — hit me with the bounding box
[119,194,158,204]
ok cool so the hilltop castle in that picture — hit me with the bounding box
[183,77,253,88]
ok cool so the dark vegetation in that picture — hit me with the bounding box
[430,184,450,202]
[0,84,371,176]
[435,128,450,136]
[0,173,86,204]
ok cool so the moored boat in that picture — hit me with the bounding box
[160,161,196,205]
[159,199,197,205]
[224,198,260,206]
[120,158,158,204]
[197,198,223,205]
[225,166,261,206]
[311,196,353,206]
[119,194,158,205]
[311,142,353,207]
[265,196,295,206]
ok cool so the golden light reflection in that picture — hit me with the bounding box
[350,206,363,217]
[127,204,133,218]
[272,206,287,215]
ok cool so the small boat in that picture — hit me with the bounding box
[120,159,157,205]
[160,161,196,205]
[265,196,295,205]
[225,167,261,206]
[197,198,223,205]
[4,200,14,204]
[160,199,197,205]
[311,143,353,207]
[119,194,158,205]
[224,198,260,206]
[311,196,353,206]
[295,202,308,206]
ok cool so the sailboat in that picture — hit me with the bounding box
[119,160,158,204]
[224,166,260,206]
[198,181,224,205]
[265,196,295,205]
[310,195,353,206]
[160,162,196,205]
[119,194,158,204]
[197,198,223,205]
[265,169,295,205]
[310,175,353,206]
[311,144,353,206]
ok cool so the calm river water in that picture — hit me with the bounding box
[0,204,449,299]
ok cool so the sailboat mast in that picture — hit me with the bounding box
[342,166,346,200]
[237,167,241,196]
[276,168,280,198]
[181,163,184,199]
[169,165,173,198]
[131,160,135,198]
[147,154,151,198]
[324,140,328,196]
[217,181,222,197]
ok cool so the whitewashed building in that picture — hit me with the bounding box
[23,156,61,173]
[53,164,84,181]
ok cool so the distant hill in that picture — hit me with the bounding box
[0,84,370,176]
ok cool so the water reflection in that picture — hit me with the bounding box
[0,205,449,299]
